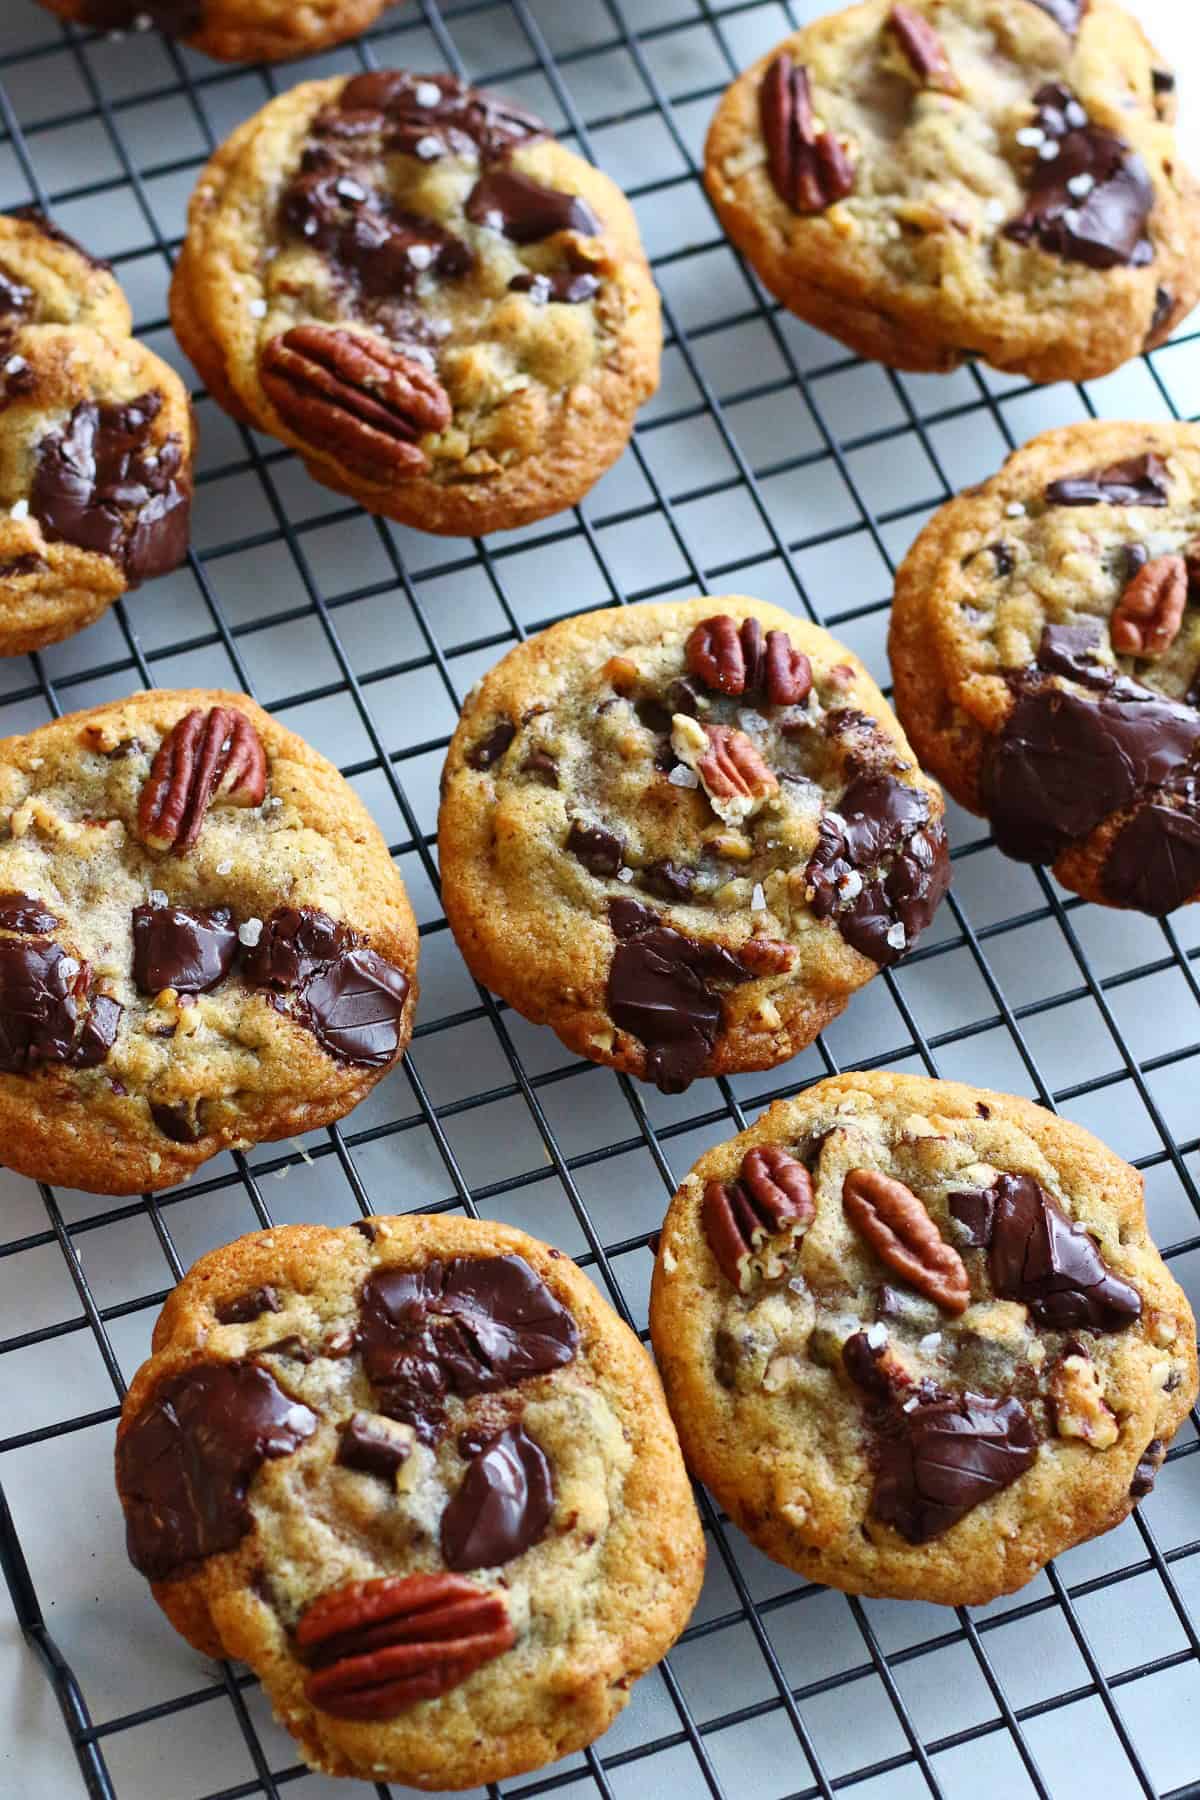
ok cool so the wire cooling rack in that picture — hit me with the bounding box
[1,1,1199,1796]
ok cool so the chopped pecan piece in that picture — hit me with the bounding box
[759,53,855,214]
[1050,1353,1119,1449]
[888,4,961,94]
[843,1168,970,1314]
[259,325,452,481]
[703,1144,814,1291]
[138,706,267,854]
[298,1573,515,1720]
[1111,553,1187,656]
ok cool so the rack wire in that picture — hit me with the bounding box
[0,0,1198,1795]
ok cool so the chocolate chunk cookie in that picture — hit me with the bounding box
[0,690,417,1193]
[169,72,659,535]
[439,597,950,1093]
[890,420,1200,913]
[39,0,398,63]
[651,1071,1196,1604]
[703,0,1199,382]
[115,1213,704,1786]
[0,208,194,655]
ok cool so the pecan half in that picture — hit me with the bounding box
[259,325,452,481]
[297,1573,515,1720]
[703,1145,815,1291]
[765,630,812,705]
[695,724,778,808]
[138,707,267,854]
[888,4,961,94]
[843,1168,970,1314]
[759,53,855,215]
[1111,553,1187,656]
[686,613,812,707]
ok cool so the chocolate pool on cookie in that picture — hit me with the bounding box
[0,691,418,1192]
[115,1214,704,1788]
[169,71,660,535]
[703,0,1200,383]
[651,1071,1197,1605]
[890,420,1200,913]
[439,597,951,1092]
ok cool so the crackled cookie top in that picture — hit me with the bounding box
[41,0,397,64]
[0,209,194,653]
[115,1216,704,1787]
[0,691,417,1193]
[171,72,658,532]
[651,1072,1197,1604]
[891,421,1200,914]
[703,0,1199,381]
[440,598,949,1092]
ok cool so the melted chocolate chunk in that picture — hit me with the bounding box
[989,541,1015,577]
[117,1362,317,1581]
[467,721,516,770]
[1036,622,1114,688]
[30,393,189,584]
[1102,798,1200,914]
[131,904,237,996]
[1150,286,1174,339]
[150,1100,204,1143]
[0,554,45,579]
[0,264,34,321]
[640,859,695,903]
[0,893,59,935]
[356,1254,578,1441]
[605,897,751,1092]
[1029,0,1088,29]
[329,71,548,164]
[873,1389,1038,1544]
[521,749,559,786]
[241,906,357,992]
[566,819,624,878]
[1045,451,1170,508]
[0,939,119,1073]
[440,1423,554,1570]
[216,1286,282,1326]
[982,681,1200,871]
[466,170,600,244]
[281,157,472,297]
[985,1172,1142,1329]
[1005,84,1154,271]
[300,947,410,1067]
[949,1188,996,1249]
[1130,1437,1165,1499]
[509,270,601,305]
[1152,70,1176,98]
[806,774,951,966]
[337,1411,411,1479]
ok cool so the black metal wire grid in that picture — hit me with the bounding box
[0,1,1198,1796]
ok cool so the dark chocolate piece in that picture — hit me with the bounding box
[1005,83,1154,272]
[300,948,410,1067]
[0,893,59,935]
[640,860,695,903]
[1102,799,1200,914]
[566,820,624,878]
[605,897,751,1092]
[509,270,601,305]
[281,161,472,298]
[1130,1437,1165,1498]
[467,721,516,770]
[0,939,119,1074]
[1036,622,1114,689]
[440,1424,554,1570]
[520,749,559,786]
[118,1362,317,1580]
[873,1388,1038,1544]
[81,0,204,30]
[337,1411,412,1479]
[989,541,1015,577]
[1150,286,1174,339]
[131,903,237,996]
[948,1188,996,1249]
[216,1286,282,1326]
[465,170,600,244]
[150,1100,204,1143]
[241,906,358,993]
[1045,451,1170,508]
[986,1172,1142,1329]
[806,773,951,966]
[328,71,547,164]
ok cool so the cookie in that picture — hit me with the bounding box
[39,0,398,63]
[703,0,1199,383]
[650,1070,1197,1605]
[889,419,1200,913]
[0,690,418,1194]
[115,1213,704,1787]
[169,72,659,536]
[0,208,194,655]
[438,597,950,1093]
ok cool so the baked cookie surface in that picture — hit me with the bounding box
[0,208,194,655]
[439,597,950,1092]
[0,690,417,1193]
[703,0,1199,382]
[890,419,1200,913]
[115,1213,704,1788]
[650,1070,1197,1605]
[170,72,659,535]
[40,0,397,63]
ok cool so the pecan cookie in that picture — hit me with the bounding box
[703,0,1199,383]
[169,72,659,535]
[115,1213,704,1787]
[0,208,194,655]
[439,597,950,1093]
[890,419,1200,913]
[650,1071,1197,1605]
[39,0,398,63]
[0,690,417,1193]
